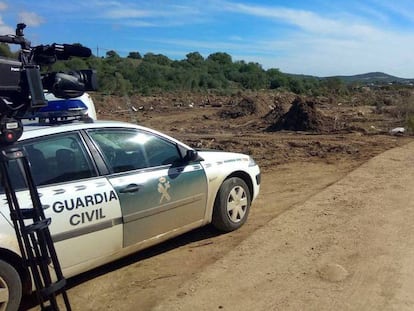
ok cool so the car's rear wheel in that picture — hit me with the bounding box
[0,260,22,311]
[212,177,251,232]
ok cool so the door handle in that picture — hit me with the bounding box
[119,184,141,193]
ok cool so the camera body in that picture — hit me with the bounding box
[0,58,48,113]
[0,23,97,143]
[0,58,21,91]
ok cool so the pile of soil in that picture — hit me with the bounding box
[266,97,331,132]
[219,97,257,119]
[263,101,286,123]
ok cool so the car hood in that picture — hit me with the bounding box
[197,150,250,163]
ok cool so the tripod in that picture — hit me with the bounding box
[0,144,71,310]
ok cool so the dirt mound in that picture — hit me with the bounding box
[267,97,331,132]
[219,97,257,119]
[263,101,286,123]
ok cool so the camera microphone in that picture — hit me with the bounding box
[32,44,92,64]
[53,44,92,59]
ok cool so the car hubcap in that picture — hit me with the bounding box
[0,276,9,311]
[226,186,247,223]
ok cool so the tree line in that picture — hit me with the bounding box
[0,43,350,96]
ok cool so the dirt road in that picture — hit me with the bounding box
[153,141,414,311]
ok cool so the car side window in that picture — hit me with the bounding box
[144,134,182,167]
[24,133,96,186]
[88,129,181,173]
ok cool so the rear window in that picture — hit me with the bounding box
[0,132,97,192]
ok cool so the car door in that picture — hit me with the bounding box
[1,132,124,270]
[86,128,208,247]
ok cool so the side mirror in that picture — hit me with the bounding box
[185,149,203,162]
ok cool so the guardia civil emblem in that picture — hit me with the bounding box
[158,177,171,203]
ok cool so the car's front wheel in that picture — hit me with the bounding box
[0,260,22,311]
[212,177,251,232]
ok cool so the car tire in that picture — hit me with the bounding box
[212,177,251,232]
[0,260,22,311]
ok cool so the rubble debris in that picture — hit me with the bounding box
[389,127,405,136]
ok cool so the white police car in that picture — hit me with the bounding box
[0,120,260,310]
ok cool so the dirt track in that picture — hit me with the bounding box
[153,141,414,311]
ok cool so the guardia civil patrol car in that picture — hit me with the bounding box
[0,120,260,310]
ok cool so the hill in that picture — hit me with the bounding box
[330,72,414,84]
[287,72,414,85]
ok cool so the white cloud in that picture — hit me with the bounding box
[103,9,152,19]
[98,1,207,27]
[0,24,13,35]
[239,30,414,77]
[153,22,414,76]
[369,0,414,24]
[0,2,11,34]
[229,35,243,41]
[123,20,156,27]
[208,1,414,77]
[0,15,12,34]
[222,2,382,40]
[18,11,44,26]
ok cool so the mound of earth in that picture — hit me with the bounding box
[263,101,286,123]
[266,97,331,132]
[219,97,257,119]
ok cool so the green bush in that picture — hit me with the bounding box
[46,50,363,96]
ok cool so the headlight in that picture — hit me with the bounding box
[248,156,257,167]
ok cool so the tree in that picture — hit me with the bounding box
[127,51,142,59]
[106,50,120,59]
[287,78,305,94]
[267,68,287,89]
[47,48,314,94]
[186,52,204,66]
[0,43,14,58]
[321,77,346,95]
[207,52,232,65]
[100,71,132,95]
[236,62,267,89]
[143,53,171,66]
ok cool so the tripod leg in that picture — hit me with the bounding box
[0,146,72,311]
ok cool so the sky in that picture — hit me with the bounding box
[2,0,414,78]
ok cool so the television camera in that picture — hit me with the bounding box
[0,23,98,310]
[0,23,97,143]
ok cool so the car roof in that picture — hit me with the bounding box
[19,119,189,148]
